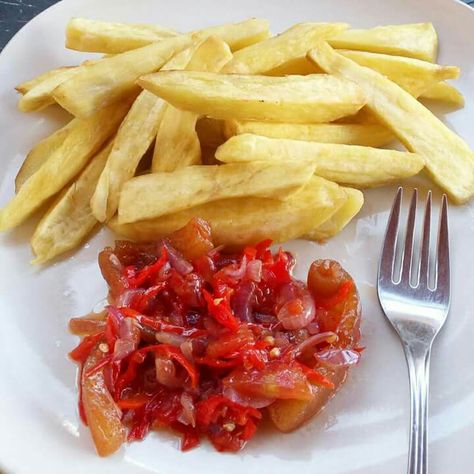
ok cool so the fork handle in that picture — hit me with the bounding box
[403,341,432,474]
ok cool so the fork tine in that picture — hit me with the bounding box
[418,191,432,288]
[435,194,450,300]
[379,187,402,284]
[400,189,418,284]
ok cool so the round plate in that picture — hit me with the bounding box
[1,0,473,473]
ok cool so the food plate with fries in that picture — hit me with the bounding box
[0,0,473,473]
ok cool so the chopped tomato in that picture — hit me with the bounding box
[224,361,313,401]
[206,325,254,359]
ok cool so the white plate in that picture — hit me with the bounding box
[1,0,474,472]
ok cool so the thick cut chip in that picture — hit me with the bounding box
[152,110,200,171]
[139,71,366,123]
[191,18,270,51]
[91,91,165,222]
[16,66,74,95]
[420,82,465,107]
[88,42,207,222]
[31,140,113,264]
[53,35,192,117]
[0,99,132,232]
[15,119,77,192]
[338,50,459,97]
[152,36,233,173]
[89,42,202,222]
[305,187,364,240]
[110,176,346,246]
[221,22,347,74]
[196,118,226,148]
[328,23,438,62]
[216,134,424,187]
[66,18,268,54]
[308,42,474,203]
[224,119,394,147]
[18,66,80,112]
[266,50,457,97]
[66,18,179,53]
[266,56,319,76]
[118,161,316,224]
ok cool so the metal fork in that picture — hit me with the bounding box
[377,188,450,474]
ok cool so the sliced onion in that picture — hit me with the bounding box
[163,241,193,275]
[254,312,278,325]
[218,255,247,281]
[157,261,171,281]
[315,348,360,368]
[294,331,338,356]
[179,392,196,427]
[116,289,142,307]
[306,321,320,335]
[113,339,136,361]
[155,356,185,388]
[107,305,124,327]
[246,259,262,282]
[180,340,194,363]
[277,292,315,330]
[232,280,256,322]
[223,386,275,409]
[155,331,186,346]
[274,332,290,348]
[113,317,140,361]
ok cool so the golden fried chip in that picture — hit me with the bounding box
[308,42,474,203]
[53,35,192,117]
[221,22,347,74]
[224,120,394,147]
[139,71,366,123]
[216,134,423,187]
[110,176,346,246]
[329,23,438,62]
[31,140,114,264]
[0,99,132,231]
[118,161,316,224]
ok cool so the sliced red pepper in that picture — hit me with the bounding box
[117,394,153,410]
[121,309,205,337]
[130,284,166,313]
[69,332,105,363]
[243,245,257,261]
[125,247,168,288]
[255,239,273,263]
[298,362,335,389]
[181,429,201,451]
[203,289,239,332]
[114,350,147,398]
[264,247,292,286]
